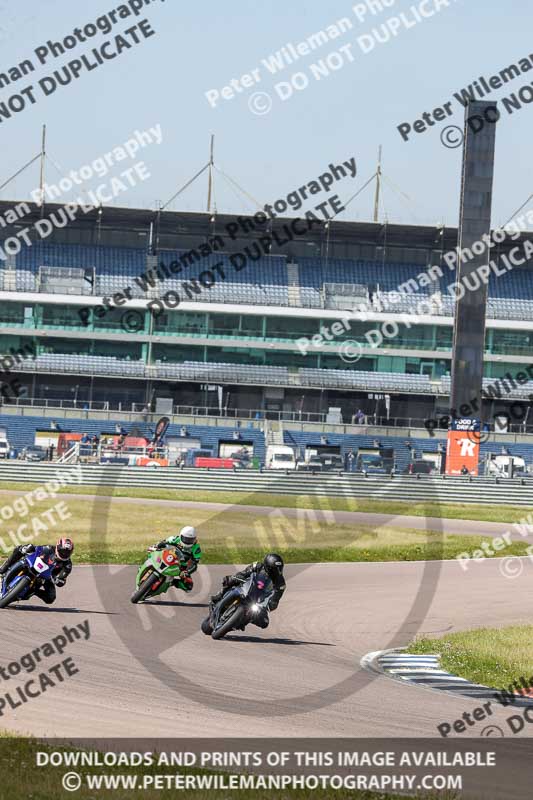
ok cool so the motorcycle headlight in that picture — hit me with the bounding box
[251,604,259,613]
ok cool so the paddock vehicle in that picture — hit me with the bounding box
[320,454,344,471]
[131,546,192,604]
[403,459,434,475]
[266,445,296,470]
[201,573,273,640]
[22,445,47,462]
[0,546,56,609]
[296,456,323,472]
[356,453,386,474]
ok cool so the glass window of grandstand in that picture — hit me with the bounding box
[0,302,26,326]
[152,344,203,363]
[349,322,437,351]
[154,311,207,336]
[374,356,400,373]
[208,314,263,339]
[320,353,374,371]
[405,358,421,375]
[435,327,453,351]
[92,307,138,332]
[93,341,142,360]
[393,324,435,350]
[40,305,88,330]
[207,346,264,365]
[404,357,441,377]
[265,317,317,341]
[203,346,317,367]
[488,362,531,379]
[266,350,318,367]
[37,337,91,356]
[203,346,319,368]
[490,329,533,356]
[321,321,356,342]
[0,335,31,353]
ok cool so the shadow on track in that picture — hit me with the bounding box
[142,600,209,609]
[222,635,336,646]
[5,605,120,614]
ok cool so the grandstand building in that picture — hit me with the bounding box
[1,200,532,431]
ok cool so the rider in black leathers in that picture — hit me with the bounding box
[206,553,286,631]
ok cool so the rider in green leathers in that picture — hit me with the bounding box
[148,526,202,592]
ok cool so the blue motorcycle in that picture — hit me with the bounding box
[0,546,56,609]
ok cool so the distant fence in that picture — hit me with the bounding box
[0,463,532,506]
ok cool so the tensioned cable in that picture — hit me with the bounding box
[216,170,255,214]
[45,152,98,207]
[161,162,210,211]
[502,191,533,228]
[381,174,422,224]
[315,171,378,269]
[45,152,66,178]
[0,153,41,194]
[336,171,377,216]
[213,165,263,212]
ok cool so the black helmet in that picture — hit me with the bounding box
[264,553,284,578]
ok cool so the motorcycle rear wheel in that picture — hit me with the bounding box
[201,617,213,635]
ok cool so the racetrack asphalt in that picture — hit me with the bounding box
[2,555,533,739]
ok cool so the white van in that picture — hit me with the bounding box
[266,445,296,470]
[0,439,10,459]
[486,454,526,478]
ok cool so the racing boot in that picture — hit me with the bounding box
[173,575,193,592]
[0,549,19,577]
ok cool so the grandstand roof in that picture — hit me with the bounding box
[0,199,463,251]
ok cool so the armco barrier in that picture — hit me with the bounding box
[0,463,532,505]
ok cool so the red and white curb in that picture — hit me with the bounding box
[361,648,533,707]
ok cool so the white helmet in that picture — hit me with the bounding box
[179,526,197,552]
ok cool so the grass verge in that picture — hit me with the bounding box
[408,625,533,689]
[0,736,421,800]
[0,480,530,522]
[0,490,530,564]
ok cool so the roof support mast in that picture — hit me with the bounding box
[207,134,214,214]
[373,145,382,223]
[39,124,46,217]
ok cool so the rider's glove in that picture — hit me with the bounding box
[20,545,33,555]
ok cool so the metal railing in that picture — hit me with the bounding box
[1,397,329,423]
[3,399,533,437]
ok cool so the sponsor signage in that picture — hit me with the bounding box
[446,418,480,476]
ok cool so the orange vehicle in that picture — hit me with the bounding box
[56,432,83,457]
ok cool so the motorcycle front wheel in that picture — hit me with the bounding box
[0,576,31,609]
[211,602,245,640]
[130,571,161,604]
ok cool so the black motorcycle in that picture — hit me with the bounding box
[202,573,273,640]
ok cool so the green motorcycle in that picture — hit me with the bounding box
[131,546,192,604]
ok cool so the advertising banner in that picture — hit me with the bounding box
[445,418,481,476]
